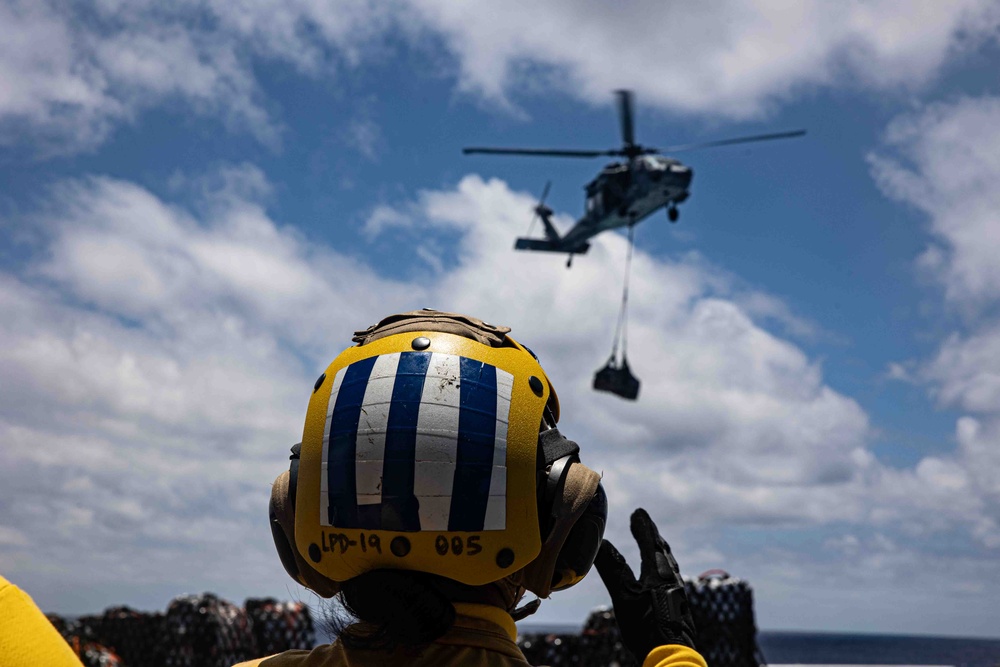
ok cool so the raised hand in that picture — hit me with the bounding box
[593,508,697,662]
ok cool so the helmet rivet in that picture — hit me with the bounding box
[313,373,326,393]
[411,336,431,351]
[528,376,544,397]
[496,548,515,568]
[390,536,411,557]
[308,543,322,563]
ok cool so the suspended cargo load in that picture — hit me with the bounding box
[593,355,640,400]
[594,223,640,400]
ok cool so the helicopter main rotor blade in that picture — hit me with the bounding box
[463,147,616,158]
[655,129,806,153]
[616,90,635,147]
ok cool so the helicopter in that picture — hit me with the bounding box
[463,90,805,268]
[464,91,805,400]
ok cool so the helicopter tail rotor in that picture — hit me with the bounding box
[526,181,553,238]
[533,181,562,244]
[515,180,580,254]
[536,180,552,217]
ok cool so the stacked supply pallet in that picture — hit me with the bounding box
[45,593,315,667]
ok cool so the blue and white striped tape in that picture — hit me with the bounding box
[320,351,513,532]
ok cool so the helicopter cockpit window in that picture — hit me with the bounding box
[586,192,600,213]
[601,167,629,211]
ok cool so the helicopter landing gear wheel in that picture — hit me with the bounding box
[668,205,679,223]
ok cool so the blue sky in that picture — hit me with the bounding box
[2,0,1000,639]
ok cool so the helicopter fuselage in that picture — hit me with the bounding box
[535,155,693,254]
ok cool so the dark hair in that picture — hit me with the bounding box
[323,570,457,651]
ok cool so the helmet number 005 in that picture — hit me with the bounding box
[435,534,482,556]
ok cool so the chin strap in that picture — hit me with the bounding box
[510,597,542,622]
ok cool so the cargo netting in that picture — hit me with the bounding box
[46,593,315,667]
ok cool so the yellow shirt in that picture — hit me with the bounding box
[233,602,707,667]
[0,574,84,667]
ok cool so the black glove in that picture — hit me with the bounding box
[593,508,697,662]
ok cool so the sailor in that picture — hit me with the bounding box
[237,310,704,667]
[0,575,85,666]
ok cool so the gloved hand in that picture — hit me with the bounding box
[593,508,697,663]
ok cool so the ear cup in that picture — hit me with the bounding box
[520,456,603,597]
[540,454,575,537]
[269,470,303,584]
[550,482,607,590]
[269,469,341,598]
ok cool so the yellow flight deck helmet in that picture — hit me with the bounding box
[269,310,607,604]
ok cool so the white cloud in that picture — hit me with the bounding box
[731,290,825,342]
[0,0,119,151]
[927,325,1000,414]
[870,97,1000,553]
[363,204,413,239]
[0,167,423,608]
[0,0,282,153]
[345,117,383,161]
[869,97,1000,312]
[4,0,1000,153]
[33,167,416,353]
[955,416,1000,547]
[413,0,1000,117]
[0,525,28,547]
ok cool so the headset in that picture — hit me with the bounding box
[536,424,608,591]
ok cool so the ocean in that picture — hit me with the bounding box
[757,631,1000,667]
[512,626,1000,667]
